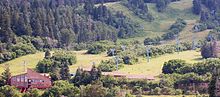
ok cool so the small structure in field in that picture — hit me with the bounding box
[9,69,52,92]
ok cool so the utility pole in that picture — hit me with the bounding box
[110,48,115,56]
[23,60,27,72]
[146,45,151,63]
[121,45,126,51]
[175,34,180,54]
[192,34,196,50]
[111,48,119,71]
[115,56,119,71]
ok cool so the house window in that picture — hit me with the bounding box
[21,76,24,82]
[17,78,20,82]
[24,76,28,82]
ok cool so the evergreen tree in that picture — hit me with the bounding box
[0,64,11,87]
[193,0,202,15]
[44,50,51,59]
[60,61,70,80]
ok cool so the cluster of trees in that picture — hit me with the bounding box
[162,18,187,40]
[193,0,220,29]
[98,60,124,72]
[71,66,102,86]
[162,59,220,75]
[123,0,154,21]
[36,50,76,81]
[0,0,142,49]
[161,59,220,94]
[0,37,37,64]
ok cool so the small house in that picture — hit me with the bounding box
[10,69,52,92]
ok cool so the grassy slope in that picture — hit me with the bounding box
[119,50,202,76]
[0,52,45,75]
[106,0,209,43]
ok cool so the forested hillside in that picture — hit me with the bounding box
[0,0,145,47]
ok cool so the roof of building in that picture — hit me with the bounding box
[12,68,50,80]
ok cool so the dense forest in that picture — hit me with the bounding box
[0,0,143,48]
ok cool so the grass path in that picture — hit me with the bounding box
[119,50,202,76]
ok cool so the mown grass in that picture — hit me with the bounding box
[119,50,203,76]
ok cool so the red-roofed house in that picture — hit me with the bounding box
[9,69,52,92]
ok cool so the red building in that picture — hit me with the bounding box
[10,69,52,92]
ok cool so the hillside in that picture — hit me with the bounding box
[106,0,205,42]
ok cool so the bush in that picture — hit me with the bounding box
[87,41,115,54]
[98,60,123,72]
[52,51,77,65]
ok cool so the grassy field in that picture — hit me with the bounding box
[119,50,203,76]
[69,50,112,73]
[0,50,111,75]
[0,49,203,76]
[0,52,45,75]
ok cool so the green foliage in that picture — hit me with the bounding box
[0,40,37,64]
[80,81,108,97]
[193,0,202,15]
[123,0,154,21]
[201,42,213,58]
[23,88,42,97]
[162,59,188,74]
[144,37,161,45]
[162,18,187,40]
[36,59,53,73]
[193,23,207,32]
[72,65,102,86]
[156,0,170,12]
[44,50,51,59]
[0,65,11,87]
[194,0,220,29]
[36,51,76,81]
[0,85,21,97]
[52,51,77,65]
[87,41,115,54]
[98,60,123,72]
[42,81,80,97]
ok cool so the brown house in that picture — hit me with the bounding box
[10,69,52,92]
